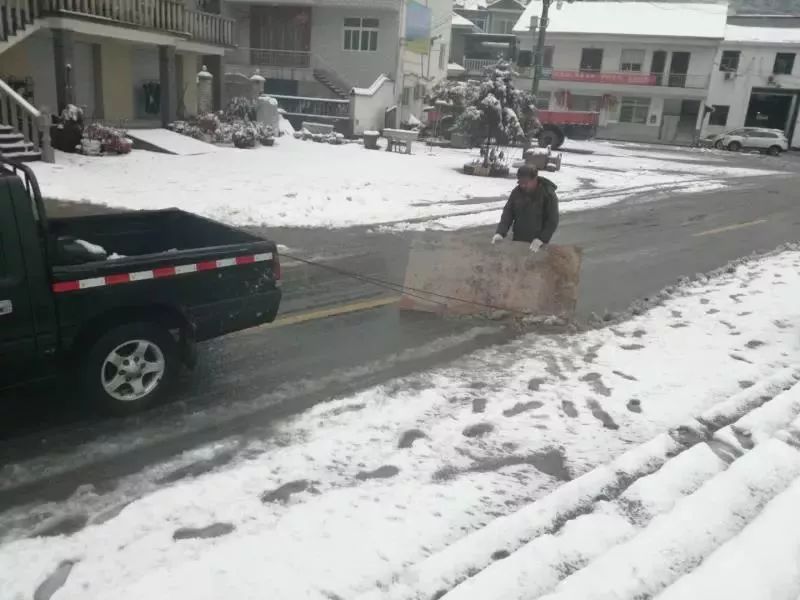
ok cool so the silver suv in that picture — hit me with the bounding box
[719,127,789,156]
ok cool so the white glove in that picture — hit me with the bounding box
[529,239,544,252]
[491,233,504,245]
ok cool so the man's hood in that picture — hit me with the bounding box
[538,176,558,192]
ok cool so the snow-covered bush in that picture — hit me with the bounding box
[83,123,133,155]
[223,97,257,122]
[232,123,257,149]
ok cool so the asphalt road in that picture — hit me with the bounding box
[1,154,798,513]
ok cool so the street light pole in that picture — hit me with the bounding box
[531,0,552,100]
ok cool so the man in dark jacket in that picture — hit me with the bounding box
[492,165,559,252]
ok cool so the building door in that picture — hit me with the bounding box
[745,91,796,134]
[650,50,666,86]
[677,99,700,141]
[668,51,690,88]
[72,41,96,118]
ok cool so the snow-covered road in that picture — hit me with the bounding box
[2,246,799,600]
[30,138,781,230]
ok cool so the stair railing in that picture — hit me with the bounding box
[0,78,53,162]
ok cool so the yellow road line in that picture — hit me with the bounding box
[266,295,401,329]
[692,218,768,238]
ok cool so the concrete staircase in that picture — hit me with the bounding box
[312,67,351,100]
[0,124,41,161]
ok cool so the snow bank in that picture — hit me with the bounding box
[540,438,800,600]
[656,475,800,600]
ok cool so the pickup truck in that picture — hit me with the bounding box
[0,160,282,415]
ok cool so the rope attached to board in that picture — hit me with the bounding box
[280,252,532,316]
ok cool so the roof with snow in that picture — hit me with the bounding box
[452,12,479,28]
[513,1,729,39]
[724,24,800,44]
[455,0,525,10]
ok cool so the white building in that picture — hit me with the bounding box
[223,0,453,133]
[513,1,728,144]
[703,24,800,147]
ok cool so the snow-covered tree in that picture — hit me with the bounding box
[428,61,536,147]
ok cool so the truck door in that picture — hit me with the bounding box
[0,183,36,389]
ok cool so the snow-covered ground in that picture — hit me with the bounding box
[31,137,780,230]
[2,247,800,599]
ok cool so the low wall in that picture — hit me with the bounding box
[351,74,395,136]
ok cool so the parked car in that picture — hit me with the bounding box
[720,128,788,155]
[700,127,764,149]
[1,160,282,415]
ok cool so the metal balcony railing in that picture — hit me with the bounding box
[38,0,234,45]
[544,69,709,89]
[228,47,312,69]
[270,94,350,120]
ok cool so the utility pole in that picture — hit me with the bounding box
[531,0,552,99]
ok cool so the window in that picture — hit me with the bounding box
[620,49,645,72]
[344,17,379,52]
[472,17,487,31]
[774,52,795,75]
[580,48,603,72]
[535,92,551,109]
[494,18,515,34]
[709,105,729,126]
[619,97,651,124]
[414,83,425,100]
[401,87,412,105]
[439,43,447,70]
[719,50,740,72]
[571,95,602,112]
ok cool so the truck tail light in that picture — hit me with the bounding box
[273,252,281,281]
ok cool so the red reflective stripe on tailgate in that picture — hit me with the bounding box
[105,273,132,286]
[235,255,255,265]
[53,280,80,293]
[197,260,217,271]
[153,266,176,278]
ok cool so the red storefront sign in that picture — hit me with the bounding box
[550,70,656,85]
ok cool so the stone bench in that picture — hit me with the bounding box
[383,128,418,154]
[302,121,335,135]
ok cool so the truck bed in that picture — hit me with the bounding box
[48,209,257,260]
[47,209,281,344]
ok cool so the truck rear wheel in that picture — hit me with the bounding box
[84,322,178,416]
[538,128,564,150]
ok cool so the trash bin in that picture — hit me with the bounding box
[364,130,380,150]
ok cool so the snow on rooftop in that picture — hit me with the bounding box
[455,0,488,9]
[452,12,478,28]
[724,24,800,44]
[513,1,729,39]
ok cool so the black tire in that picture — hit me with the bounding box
[714,139,724,149]
[84,322,178,416]
[727,141,742,152]
[538,128,564,149]
[767,145,782,156]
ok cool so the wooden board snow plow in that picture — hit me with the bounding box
[399,236,582,318]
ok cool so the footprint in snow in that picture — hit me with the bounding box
[581,372,612,397]
[613,370,638,382]
[561,400,579,418]
[356,465,400,480]
[34,561,76,600]
[261,479,312,504]
[620,344,645,351]
[730,353,754,364]
[503,401,544,417]
[398,429,427,448]
[173,523,235,541]
[528,377,546,391]
[626,399,642,413]
[472,397,487,413]
[463,422,494,438]
[587,399,619,429]
[745,340,765,349]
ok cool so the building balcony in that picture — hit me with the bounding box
[40,0,235,46]
[228,47,312,69]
